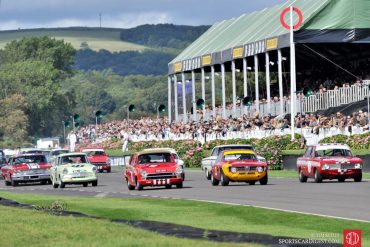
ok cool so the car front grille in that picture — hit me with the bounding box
[146,173,176,180]
[235,166,257,172]
[341,163,356,169]
[92,162,108,166]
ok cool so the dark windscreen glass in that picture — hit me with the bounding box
[14,155,46,164]
[138,153,172,164]
[315,149,352,157]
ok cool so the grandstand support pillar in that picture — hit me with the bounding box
[243,58,248,115]
[182,72,187,123]
[265,52,271,115]
[278,49,284,116]
[191,70,197,122]
[221,63,226,119]
[174,74,179,122]
[232,60,237,117]
[254,55,260,114]
[168,76,172,123]
[290,6,297,140]
[211,65,216,118]
[201,68,206,120]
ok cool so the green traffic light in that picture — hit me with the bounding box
[74,122,80,128]
[242,96,253,106]
[95,110,103,119]
[196,99,205,109]
[73,114,80,122]
[128,104,136,112]
[64,121,70,127]
[158,104,166,112]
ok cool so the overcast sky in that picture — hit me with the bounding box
[0,0,283,30]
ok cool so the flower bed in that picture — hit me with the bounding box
[102,135,303,169]
[320,132,370,149]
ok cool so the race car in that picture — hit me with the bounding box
[80,147,111,173]
[1,153,52,186]
[297,144,363,183]
[124,150,183,190]
[211,149,268,186]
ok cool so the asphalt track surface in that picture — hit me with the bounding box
[0,169,369,222]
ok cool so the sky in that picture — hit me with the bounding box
[0,0,283,30]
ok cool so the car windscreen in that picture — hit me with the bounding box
[61,155,88,164]
[86,151,105,156]
[13,155,46,164]
[315,149,352,157]
[138,153,172,164]
[223,153,257,161]
[214,146,253,156]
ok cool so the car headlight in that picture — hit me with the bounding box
[92,166,97,172]
[230,167,237,173]
[257,167,264,173]
[322,164,330,170]
[176,167,183,175]
[140,170,147,179]
[107,158,111,165]
[355,163,362,169]
[63,168,68,174]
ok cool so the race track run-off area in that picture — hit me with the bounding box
[1,169,369,222]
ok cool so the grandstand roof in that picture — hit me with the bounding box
[169,0,370,74]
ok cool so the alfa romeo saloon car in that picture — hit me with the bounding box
[124,150,183,190]
[80,147,111,173]
[297,144,363,183]
[202,144,265,180]
[50,153,98,188]
[211,150,268,186]
[1,154,52,186]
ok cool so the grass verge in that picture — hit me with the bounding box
[1,192,369,246]
[0,205,251,247]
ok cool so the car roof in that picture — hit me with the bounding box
[223,149,256,155]
[81,149,105,152]
[51,148,69,151]
[137,150,172,155]
[314,144,350,150]
[143,148,176,153]
[57,152,87,157]
[12,153,45,158]
[214,144,253,148]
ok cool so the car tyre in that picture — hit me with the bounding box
[338,177,345,183]
[40,180,47,185]
[60,177,65,188]
[220,171,229,186]
[211,174,219,186]
[127,179,135,190]
[176,183,183,189]
[4,179,11,186]
[314,169,323,183]
[248,181,256,185]
[299,170,308,183]
[354,173,362,182]
[92,180,98,187]
[107,167,111,173]
[52,178,59,188]
[165,184,172,189]
[259,173,268,185]
[11,179,18,187]
[83,182,88,187]
[135,178,143,191]
[205,169,211,180]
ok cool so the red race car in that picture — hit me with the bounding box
[297,144,363,183]
[124,150,183,190]
[80,147,111,173]
[1,153,52,186]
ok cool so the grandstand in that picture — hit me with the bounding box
[168,0,370,125]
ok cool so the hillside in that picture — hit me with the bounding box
[0,24,210,76]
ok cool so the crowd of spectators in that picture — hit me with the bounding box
[76,110,369,144]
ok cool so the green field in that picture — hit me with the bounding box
[1,192,369,246]
[0,28,148,52]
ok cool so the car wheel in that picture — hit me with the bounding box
[60,177,65,188]
[205,169,211,180]
[259,173,268,185]
[165,184,172,189]
[354,173,362,182]
[83,182,88,187]
[135,178,143,191]
[11,179,18,187]
[338,177,345,183]
[52,178,59,188]
[220,171,229,186]
[211,174,219,186]
[248,181,256,185]
[182,173,185,181]
[314,169,323,183]
[40,180,47,185]
[107,168,111,173]
[299,170,308,183]
[176,183,183,189]
[4,179,11,186]
[92,180,98,186]
[127,179,135,190]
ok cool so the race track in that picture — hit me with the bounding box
[1,169,369,222]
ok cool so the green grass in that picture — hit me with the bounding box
[282,150,305,156]
[0,28,148,52]
[0,205,252,247]
[1,192,369,246]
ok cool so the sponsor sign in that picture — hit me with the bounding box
[202,55,212,66]
[232,47,244,59]
[174,62,182,73]
[244,40,266,57]
[344,230,361,247]
[266,38,278,50]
